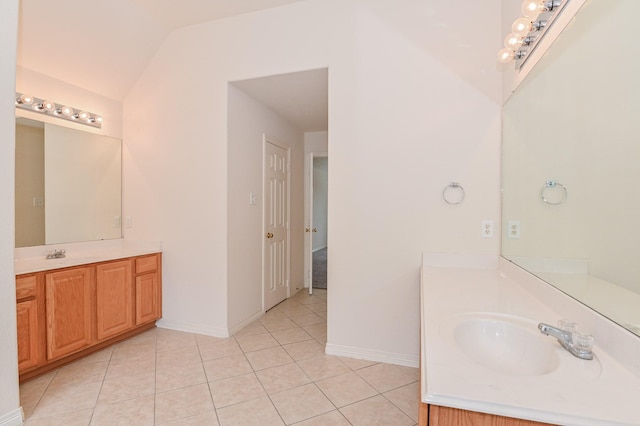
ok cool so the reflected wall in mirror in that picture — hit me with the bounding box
[502,0,640,336]
[15,118,122,248]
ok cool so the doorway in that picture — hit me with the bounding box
[305,152,328,294]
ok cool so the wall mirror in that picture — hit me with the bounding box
[15,117,122,248]
[502,0,640,337]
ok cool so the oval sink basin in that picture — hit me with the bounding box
[440,313,560,376]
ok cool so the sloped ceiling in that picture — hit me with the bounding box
[16,0,301,101]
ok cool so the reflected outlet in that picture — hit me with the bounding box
[508,220,521,239]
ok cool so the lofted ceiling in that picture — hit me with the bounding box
[16,0,327,131]
[16,0,302,102]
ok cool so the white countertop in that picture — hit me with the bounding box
[421,253,640,426]
[15,239,162,275]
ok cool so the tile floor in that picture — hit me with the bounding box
[20,288,419,425]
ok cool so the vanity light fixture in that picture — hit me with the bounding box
[15,92,102,129]
[497,0,568,69]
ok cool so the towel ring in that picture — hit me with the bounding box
[541,180,567,205]
[443,182,465,205]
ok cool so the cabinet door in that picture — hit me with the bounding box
[17,299,39,372]
[45,267,93,360]
[96,260,133,341]
[136,272,159,325]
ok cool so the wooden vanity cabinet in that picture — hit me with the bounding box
[16,275,45,372]
[96,259,133,341]
[45,267,93,360]
[420,403,555,426]
[134,254,162,325]
[16,253,162,381]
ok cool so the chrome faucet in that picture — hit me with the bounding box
[538,322,594,360]
[46,249,66,259]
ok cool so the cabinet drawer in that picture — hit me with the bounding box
[136,255,158,274]
[16,275,37,301]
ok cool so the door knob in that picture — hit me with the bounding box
[312,228,317,232]
[305,228,310,233]
[266,232,274,239]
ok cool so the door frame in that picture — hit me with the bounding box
[262,134,292,311]
[304,151,328,295]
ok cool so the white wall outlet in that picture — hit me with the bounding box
[507,220,521,239]
[249,193,257,205]
[32,197,44,207]
[125,216,133,229]
[481,220,494,238]
[114,216,121,227]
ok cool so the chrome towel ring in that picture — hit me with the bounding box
[443,182,465,205]
[541,180,567,205]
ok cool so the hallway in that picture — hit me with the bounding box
[20,288,418,425]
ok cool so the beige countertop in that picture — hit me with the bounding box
[15,239,162,275]
[421,253,640,426]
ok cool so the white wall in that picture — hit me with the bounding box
[123,0,502,364]
[0,0,22,424]
[312,157,328,251]
[227,83,305,332]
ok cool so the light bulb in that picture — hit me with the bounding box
[521,0,543,18]
[18,94,34,105]
[61,106,74,117]
[78,111,90,121]
[497,48,515,64]
[504,33,523,50]
[95,116,103,123]
[512,17,533,36]
[42,100,56,112]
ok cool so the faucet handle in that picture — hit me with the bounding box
[558,319,577,333]
[572,331,594,353]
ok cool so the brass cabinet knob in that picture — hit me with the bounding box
[266,232,274,239]
[305,228,310,233]
[312,228,317,233]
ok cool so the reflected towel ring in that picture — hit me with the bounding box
[541,180,567,205]
[443,182,465,205]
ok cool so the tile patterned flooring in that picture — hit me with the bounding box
[20,289,419,425]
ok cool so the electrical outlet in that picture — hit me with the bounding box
[32,197,44,207]
[482,220,494,238]
[507,220,521,239]
[125,216,133,229]
[249,193,257,205]
[114,216,121,228]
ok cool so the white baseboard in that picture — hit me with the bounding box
[228,310,264,336]
[156,319,229,338]
[325,343,419,368]
[0,408,23,426]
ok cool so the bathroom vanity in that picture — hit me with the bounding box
[420,253,640,426]
[15,241,162,382]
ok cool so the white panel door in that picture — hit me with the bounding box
[264,139,289,311]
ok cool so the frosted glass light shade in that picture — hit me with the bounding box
[42,100,56,111]
[497,48,515,64]
[512,18,533,36]
[521,0,543,18]
[19,94,34,105]
[504,33,523,50]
